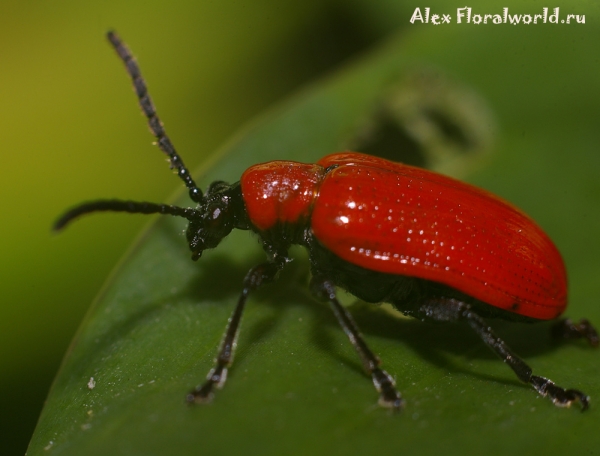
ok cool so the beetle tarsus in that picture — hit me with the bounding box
[187,365,228,404]
[552,318,599,347]
[530,375,590,410]
[186,385,213,404]
[372,368,404,410]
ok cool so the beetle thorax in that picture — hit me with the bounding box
[240,161,325,236]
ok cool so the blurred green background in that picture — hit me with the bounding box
[2,1,599,455]
[1,1,398,453]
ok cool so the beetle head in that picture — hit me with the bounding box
[186,181,247,261]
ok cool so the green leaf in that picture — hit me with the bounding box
[30,22,600,456]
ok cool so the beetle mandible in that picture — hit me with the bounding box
[55,31,598,411]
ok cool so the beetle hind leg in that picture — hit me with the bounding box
[310,275,404,410]
[530,376,589,410]
[418,297,590,410]
[552,318,599,347]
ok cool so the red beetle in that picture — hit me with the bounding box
[56,32,598,411]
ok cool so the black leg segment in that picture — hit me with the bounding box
[552,318,599,347]
[187,258,286,404]
[311,275,404,410]
[418,298,590,410]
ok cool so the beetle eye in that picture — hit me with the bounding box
[204,203,231,232]
[206,206,223,227]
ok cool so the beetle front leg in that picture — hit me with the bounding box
[310,275,404,410]
[418,298,590,410]
[187,258,286,404]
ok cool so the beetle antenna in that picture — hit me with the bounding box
[107,30,203,203]
[53,199,200,232]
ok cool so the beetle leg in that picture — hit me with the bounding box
[552,318,599,347]
[418,298,590,410]
[186,258,286,404]
[310,276,404,410]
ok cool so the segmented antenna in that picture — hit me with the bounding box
[107,31,203,203]
[53,200,200,232]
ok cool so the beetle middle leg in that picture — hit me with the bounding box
[186,257,286,404]
[417,297,590,410]
[310,275,404,410]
